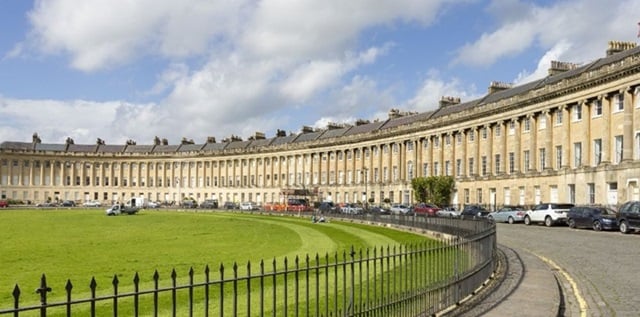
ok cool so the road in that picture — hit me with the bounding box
[496,223,640,317]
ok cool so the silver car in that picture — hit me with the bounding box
[488,206,526,224]
[390,204,411,215]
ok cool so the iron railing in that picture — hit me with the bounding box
[0,212,496,316]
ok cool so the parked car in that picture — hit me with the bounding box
[82,200,101,207]
[390,204,412,215]
[0,200,8,208]
[146,201,160,208]
[223,201,238,209]
[460,205,490,219]
[616,201,640,234]
[36,201,58,207]
[488,205,526,224]
[239,202,259,210]
[318,201,340,213]
[199,199,219,209]
[567,206,618,231]
[60,200,76,207]
[524,203,574,227]
[437,206,460,218]
[181,200,197,208]
[413,203,440,216]
[341,203,363,214]
[369,205,390,214]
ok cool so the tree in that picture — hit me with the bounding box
[411,176,455,206]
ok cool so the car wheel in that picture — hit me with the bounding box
[544,216,553,227]
[568,218,576,229]
[508,217,514,224]
[592,220,602,231]
[620,221,629,234]
[524,216,531,225]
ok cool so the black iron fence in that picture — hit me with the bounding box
[0,212,496,316]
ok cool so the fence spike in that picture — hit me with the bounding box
[112,275,119,286]
[65,280,73,292]
[12,284,20,298]
[89,277,97,290]
[171,269,177,279]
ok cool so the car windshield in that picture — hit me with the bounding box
[601,208,616,215]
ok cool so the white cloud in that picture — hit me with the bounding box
[454,0,640,70]
[514,41,572,85]
[406,70,479,112]
[241,0,451,60]
[27,0,246,71]
[0,96,132,144]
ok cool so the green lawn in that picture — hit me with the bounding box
[0,209,432,315]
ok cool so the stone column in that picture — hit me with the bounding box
[600,94,610,163]
[527,114,537,171]
[500,121,507,175]
[512,118,521,173]
[544,110,553,170]
[561,105,571,169]
[622,87,634,162]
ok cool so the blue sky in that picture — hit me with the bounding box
[1,0,639,145]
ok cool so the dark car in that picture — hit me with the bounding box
[181,200,197,208]
[460,205,490,219]
[369,205,390,214]
[318,201,339,213]
[200,199,219,209]
[60,200,76,207]
[223,201,238,209]
[616,201,640,234]
[413,203,440,216]
[567,206,618,231]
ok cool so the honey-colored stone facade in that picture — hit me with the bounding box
[2,42,640,208]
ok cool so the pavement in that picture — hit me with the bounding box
[445,245,565,317]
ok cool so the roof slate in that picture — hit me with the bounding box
[67,144,97,153]
[35,143,68,152]
[177,144,205,152]
[0,141,33,151]
[202,142,227,151]
[124,145,156,153]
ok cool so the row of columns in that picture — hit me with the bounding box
[2,87,638,191]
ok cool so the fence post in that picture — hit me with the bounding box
[35,274,51,317]
[346,246,355,317]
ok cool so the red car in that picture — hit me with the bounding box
[413,203,440,216]
[0,200,8,208]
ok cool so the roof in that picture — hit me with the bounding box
[343,120,387,136]
[202,142,227,151]
[124,145,156,153]
[96,144,126,153]
[0,141,33,151]
[35,143,68,152]
[2,45,638,154]
[318,127,350,139]
[152,144,180,153]
[177,143,205,152]
[67,144,97,153]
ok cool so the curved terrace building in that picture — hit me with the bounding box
[2,41,640,208]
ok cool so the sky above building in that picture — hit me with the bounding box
[1,0,639,145]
